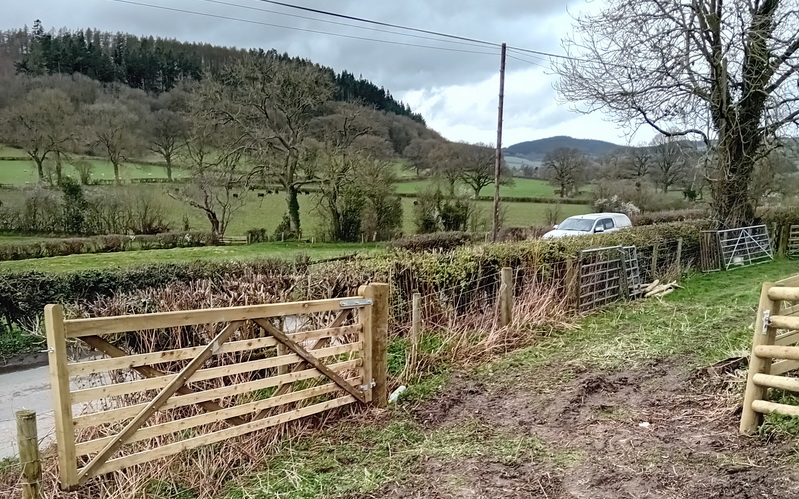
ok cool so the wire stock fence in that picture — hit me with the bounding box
[390,238,700,337]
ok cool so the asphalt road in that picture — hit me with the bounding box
[0,364,55,460]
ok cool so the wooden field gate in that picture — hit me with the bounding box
[45,284,388,490]
[740,274,799,434]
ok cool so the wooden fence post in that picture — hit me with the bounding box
[740,282,782,434]
[675,238,683,269]
[779,224,789,256]
[565,257,579,309]
[360,283,389,408]
[16,410,41,499]
[651,242,660,278]
[44,304,78,490]
[500,267,513,326]
[408,292,421,379]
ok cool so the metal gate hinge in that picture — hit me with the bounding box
[358,380,376,391]
[762,310,771,335]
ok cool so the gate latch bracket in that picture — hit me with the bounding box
[358,380,376,391]
[762,310,771,335]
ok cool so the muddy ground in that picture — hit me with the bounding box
[357,359,799,498]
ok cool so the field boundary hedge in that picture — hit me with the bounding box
[0,232,217,261]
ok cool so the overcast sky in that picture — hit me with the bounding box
[4,0,655,147]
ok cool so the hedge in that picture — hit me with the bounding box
[0,220,709,334]
[0,232,217,261]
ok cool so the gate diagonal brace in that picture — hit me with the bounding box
[77,320,245,484]
[254,318,366,404]
[252,309,352,420]
[80,335,247,426]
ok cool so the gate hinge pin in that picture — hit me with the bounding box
[762,310,771,335]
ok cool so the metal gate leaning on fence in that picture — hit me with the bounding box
[701,225,774,271]
[45,283,388,490]
[577,246,641,312]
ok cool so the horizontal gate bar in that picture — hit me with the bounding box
[87,395,356,477]
[69,325,361,376]
[771,315,799,330]
[64,297,363,337]
[753,345,799,360]
[768,287,799,302]
[74,377,359,456]
[73,359,361,429]
[751,399,799,417]
[752,373,799,392]
[70,342,361,403]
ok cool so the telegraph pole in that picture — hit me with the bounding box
[491,42,507,242]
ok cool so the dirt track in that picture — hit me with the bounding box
[358,359,799,498]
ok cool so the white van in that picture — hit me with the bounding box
[542,212,632,239]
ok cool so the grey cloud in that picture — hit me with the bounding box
[3,0,608,143]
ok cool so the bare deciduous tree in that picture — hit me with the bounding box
[651,135,689,193]
[454,142,513,198]
[555,0,799,227]
[86,101,141,184]
[172,118,248,237]
[542,147,586,198]
[0,88,74,183]
[197,54,333,237]
[148,109,188,181]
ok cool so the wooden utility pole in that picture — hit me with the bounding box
[491,42,507,242]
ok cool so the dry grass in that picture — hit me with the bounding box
[0,263,579,498]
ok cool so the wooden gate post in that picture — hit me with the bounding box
[360,283,389,408]
[675,238,683,269]
[500,267,514,326]
[16,410,41,499]
[44,304,78,490]
[740,282,782,434]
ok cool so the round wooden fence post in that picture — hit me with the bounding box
[500,267,514,327]
[16,410,41,499]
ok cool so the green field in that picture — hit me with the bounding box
[1,183,592,237]
[0,145,28,158]
[0,157,186,185]
[0,241,377,273]
[395,177,591,199]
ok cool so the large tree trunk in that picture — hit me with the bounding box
[55,151,62,185]
[286,185,301,237]
[165,155,173,181]
[113,160,121,185]
[206,210,221,237]
[712,142,757,228]
[34,157,45,182]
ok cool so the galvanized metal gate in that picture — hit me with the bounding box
[577,246,641,312]
[789,225,799,258]
[717,225,773,270]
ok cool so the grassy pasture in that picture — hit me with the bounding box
[1,181,592,238]
[0,157,184,185]
[0,241,377,273]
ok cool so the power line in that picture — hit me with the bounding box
[506,54,548,70]
[197,0,495,51]
[254,0,581,62]
[108,0,499,56]
[254,0,501,48]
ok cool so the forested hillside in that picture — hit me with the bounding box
[0,21,423,123]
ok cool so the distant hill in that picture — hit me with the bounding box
[0,22,425,124]
[504,136,624,161]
